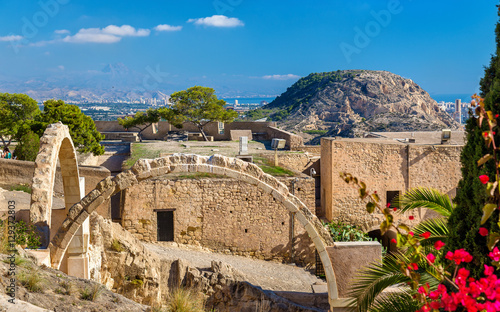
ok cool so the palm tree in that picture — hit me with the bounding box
[347,187,454,312]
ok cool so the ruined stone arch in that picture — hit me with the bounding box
[30,122,82,246]
[48,153,340,304]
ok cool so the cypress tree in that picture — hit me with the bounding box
[446,4,500,276]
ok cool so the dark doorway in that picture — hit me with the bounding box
[111,191,122,221]
[157,210,174,241]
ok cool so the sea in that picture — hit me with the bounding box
[430,94,476,104]
[222,97,276,105]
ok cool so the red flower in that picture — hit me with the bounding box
[434,240,445,251]
[420,231,431,239]
[410,263,418,270]
[409,216,415,220]
[489,247,500,262]
[479,175,490,184]
[408,231,414,236]
[496,114,499,118]
[484,264,494,276]
[391,238,397,244]
[393,207,397,211]
[426,253,436,264]
[386,202,391,208]
[484,132,489,137]
[445,249,473,265]
[479,227,489,236]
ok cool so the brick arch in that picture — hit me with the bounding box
[30,122,82,247]
[49,154,340,304]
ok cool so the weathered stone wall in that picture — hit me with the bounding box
[267,126,304,150]
[321,138,462,229]
[121,176,316,265]
[0,158,111,218]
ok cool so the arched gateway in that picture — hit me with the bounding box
[30,123,340,307]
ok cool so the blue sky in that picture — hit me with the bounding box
[0,0,498,97]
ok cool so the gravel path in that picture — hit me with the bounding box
[144,242,325,293]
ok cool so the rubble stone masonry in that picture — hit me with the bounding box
[121,176,316,265]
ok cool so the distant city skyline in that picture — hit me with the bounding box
[0,0,497,97]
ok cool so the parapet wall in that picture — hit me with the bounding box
[120,176,316,265]
[0,158,111,217]
[95,121,304,149]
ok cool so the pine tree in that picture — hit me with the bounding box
[446,4,500,276]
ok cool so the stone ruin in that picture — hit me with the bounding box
[28,122,344,309]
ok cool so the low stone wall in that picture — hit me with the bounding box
[120,176,316,266]
[0,158,112,218]
[267,126,304,150]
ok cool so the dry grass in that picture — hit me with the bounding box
[166,287,206,312]
[19,269,44,293]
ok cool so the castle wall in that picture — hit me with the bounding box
[120,176,316,266]
[321,138,462,229]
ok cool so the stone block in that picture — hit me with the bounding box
[326,242,382,298]
[67,204,83,221]
[114,170,138,191]
[86,196,105,214]
[74,210,90,226]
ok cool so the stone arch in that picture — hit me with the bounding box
[30,122,82,247]
[49,154,340,305]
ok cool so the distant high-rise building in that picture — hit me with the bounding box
[235,100,238,105]
[455,99,461,124]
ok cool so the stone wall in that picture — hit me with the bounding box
[121,176,316,266]
[267,126,304,150]
[321,138,462,229]
[0,158,112,218]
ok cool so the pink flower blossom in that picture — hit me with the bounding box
[489,247,500,262]
[479,227,489,236]
[434,240,445,251]
[445,249,473,265]
[426,253,436,264]
[479,175,490,184]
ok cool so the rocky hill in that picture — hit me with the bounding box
[255,70,459,139]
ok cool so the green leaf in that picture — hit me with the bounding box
[366,202,376,214]
[481,203,497,225]
[359,188,367,198]
[395,187,454,217]
[371,193,380,203]
[478,154,493,166]
[398,224,410,233]
[380,220,389,235]
[488,232,500,251]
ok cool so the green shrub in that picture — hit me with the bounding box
[9,183,32,194]
[14,220,41,249]
[130,278,144,288]
[110,239,124,252]
[303,130,328,135]
[13,131,40,161]
[324,221,372,242]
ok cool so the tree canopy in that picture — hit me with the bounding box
[0,93,40,148]
[160,86,238,141]
[446,5,500,276]
[118,108,161,142]
[33,99,105,156]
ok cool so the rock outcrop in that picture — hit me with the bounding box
[263,70,459,139]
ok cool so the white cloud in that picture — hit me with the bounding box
[61,25,150,44]
[58,65,65,70]
[154,24,182,32]
[0,35,23,42]
[262,74,300,80]
[54,29,70,35]
[102,25,150,37]
[187,15,244,27]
